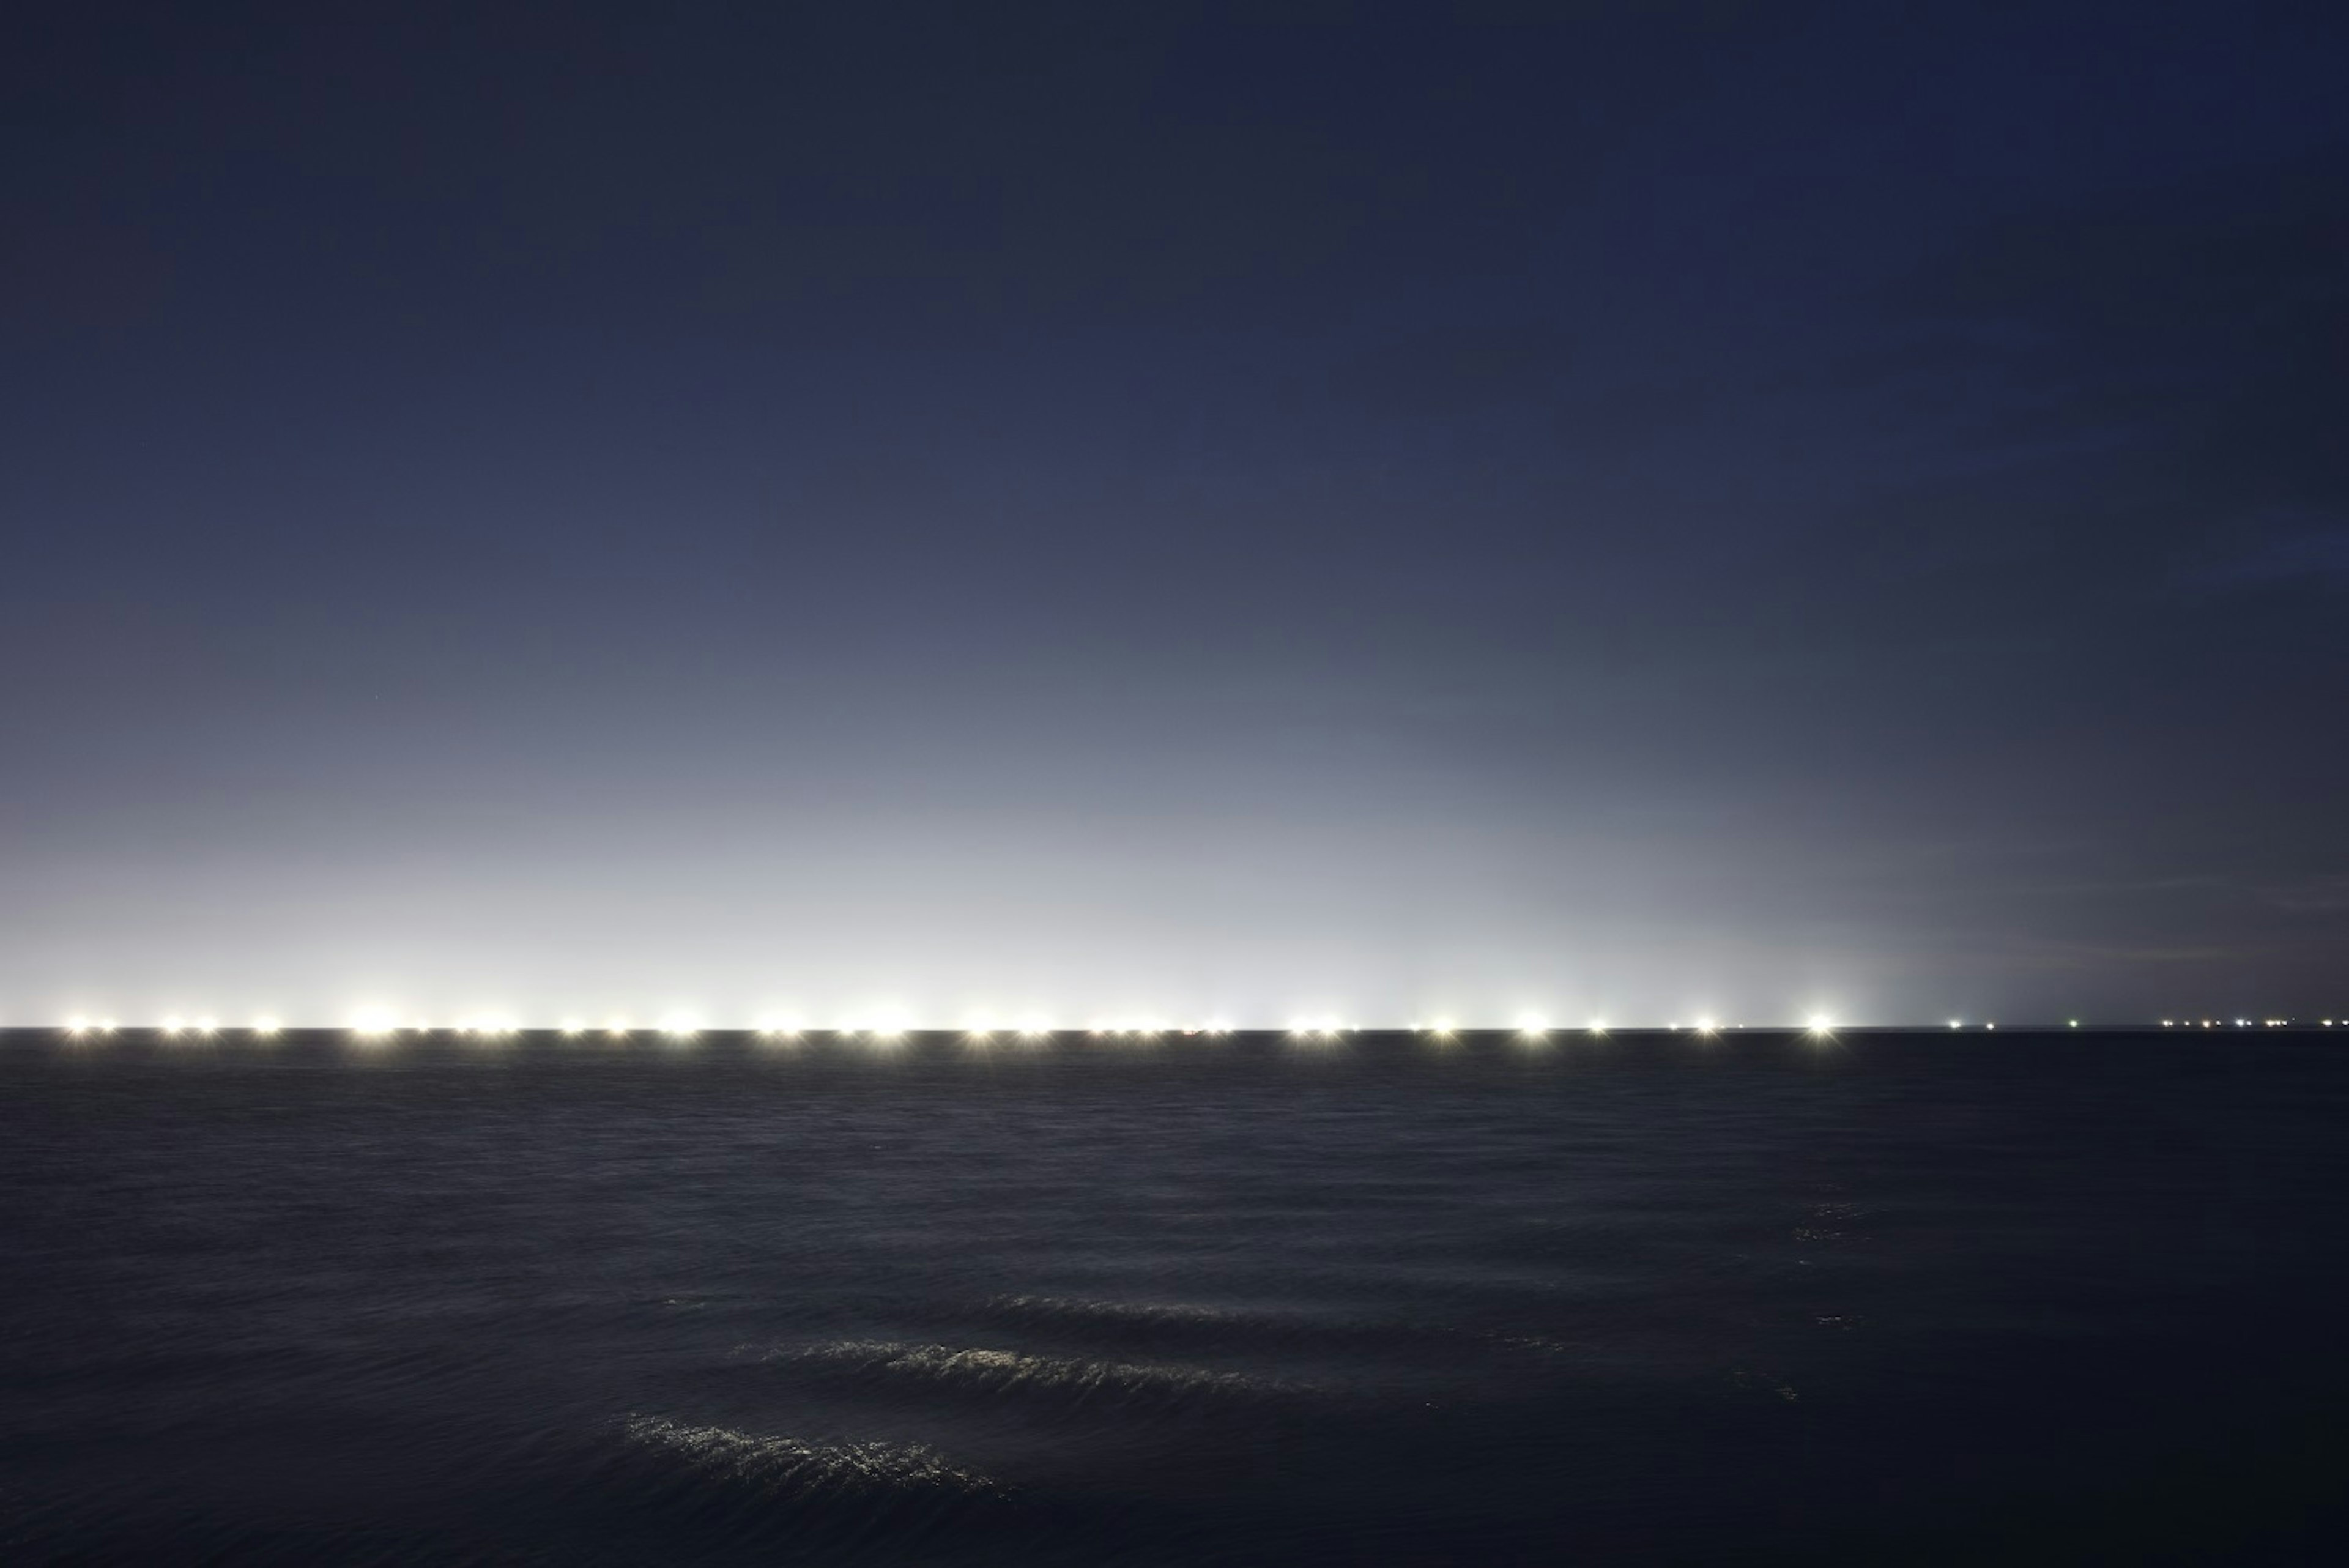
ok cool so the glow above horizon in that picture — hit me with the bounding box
[4,9,2342,1028]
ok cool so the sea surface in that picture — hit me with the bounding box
[2,1030,2345,1565]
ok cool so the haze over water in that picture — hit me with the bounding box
[5,1030,2344,1564]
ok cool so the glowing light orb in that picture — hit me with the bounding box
[851,1006,913,1044]
[349,1007,398,1039]
[604,1017,633,1039]
[160,1016,186,1038]
[1806,1015,1833,1035]
[1694,1017,1719,1035]
[558,1019,585,1038]
[658,1014,702,1042]
[252,1017,281,1038]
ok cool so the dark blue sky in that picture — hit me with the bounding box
[6,1,2344,1027]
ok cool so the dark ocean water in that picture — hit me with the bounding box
[3,1030,2346,1565]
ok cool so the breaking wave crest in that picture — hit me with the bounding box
[776,1340,1304,1411]
[566,1415,1011,1555]
[620,1416,1005,1501]
[978,1293,1583,1365]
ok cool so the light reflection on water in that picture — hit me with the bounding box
[1,1033,2346,1564]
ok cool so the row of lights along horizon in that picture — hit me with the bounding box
[31,1016,2341,1040]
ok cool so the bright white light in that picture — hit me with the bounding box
[252,1017,281,1038]
[1694,1017,1719,1035]
[754,1015,805,1041]
[1949,1020,1962,1029]
[659,1014,701,1042]
[194,1017,218,1037]
[558,1019,585,1038]
[1806,1015,1833,1035]
[1586,1019,1607,1036]
[604,1017,633,1039]
[1515,1014,1549,1041]
[160,1015,186,1038]
[1015,1015,1056,1041]
[1427,1017,1459,1039]
[859,1006,913,1043]
[98,1019,117,1034]
[1985,1022,1997,1030]
[349,1007,398,1039]
[2068,1020,2079,1028]
[65,1015,92,1038]
[1202,1019,1232,1036]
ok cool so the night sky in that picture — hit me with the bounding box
[7,2,2345,1028]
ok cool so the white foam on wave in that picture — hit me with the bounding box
[984,1293,1583,1363]
[778,1340,1303,1404]
[622,1415,1005,1501]
[985,1294,1259,1329]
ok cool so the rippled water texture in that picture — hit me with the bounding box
[4,1032,2345,1563]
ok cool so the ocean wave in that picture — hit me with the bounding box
[986,1295,1258,1330]
[773,1340,1304,1411]
[618,1415,1006,1502]
[978,1293,1584,1366]
[976,1293,1349,1354]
